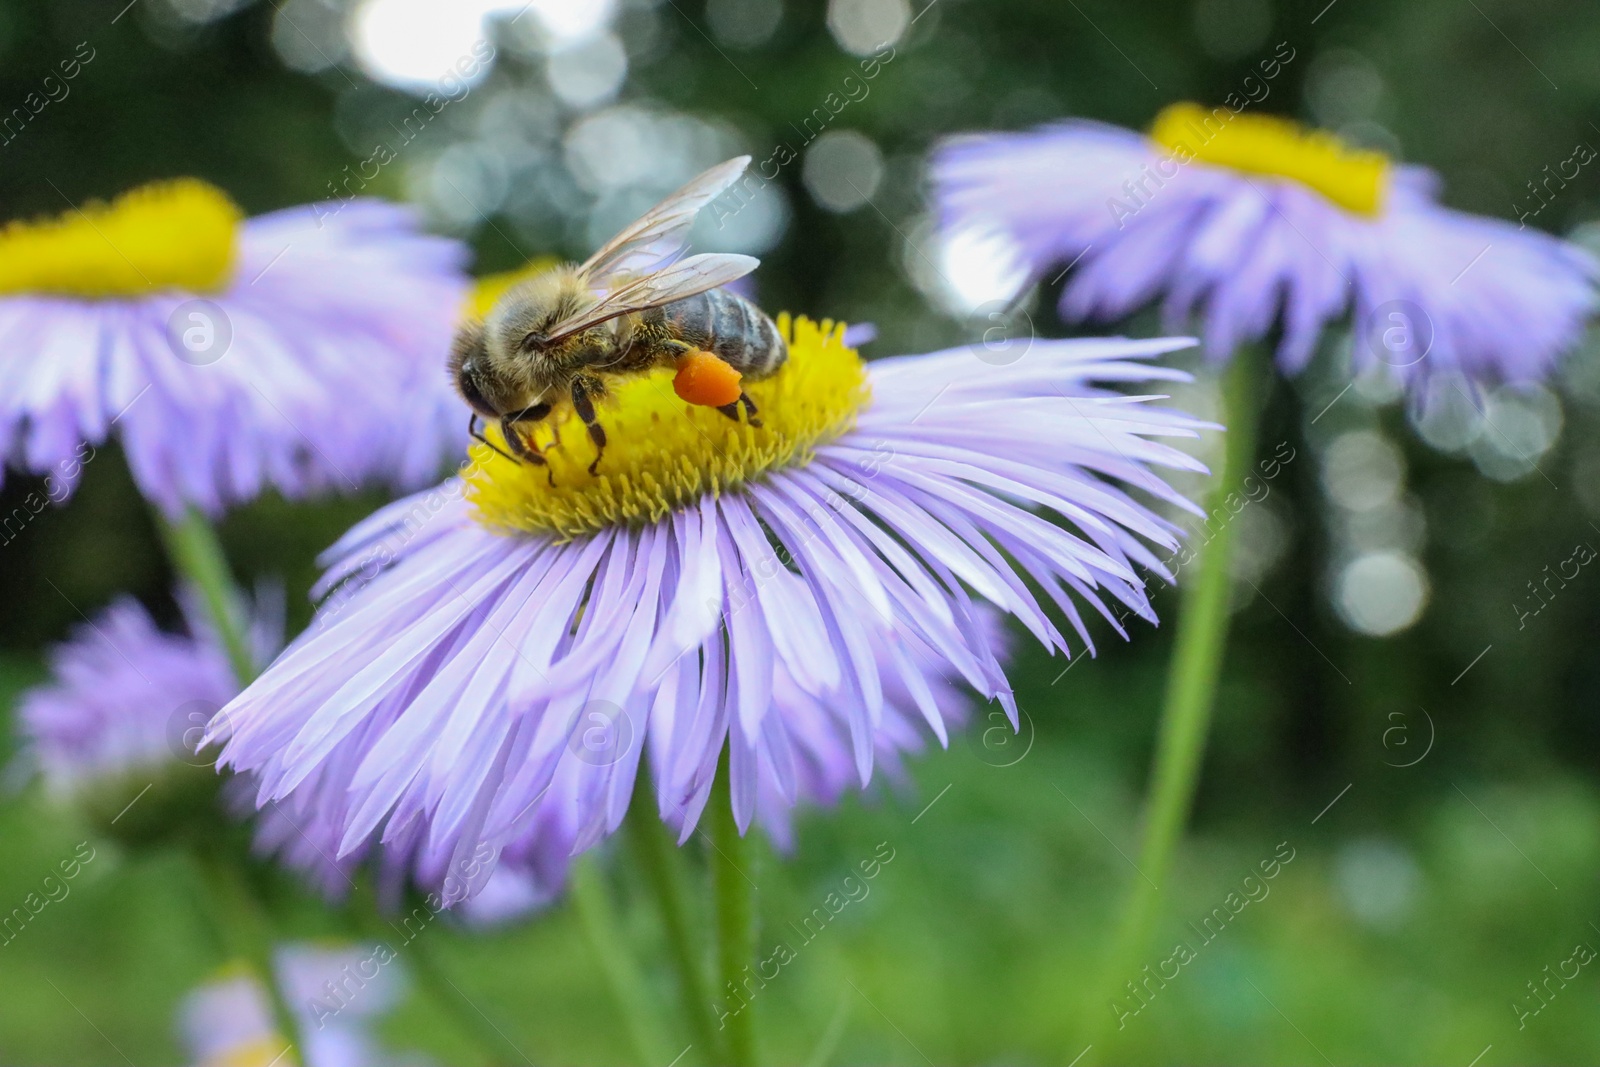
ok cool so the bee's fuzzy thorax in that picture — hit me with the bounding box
[485,267,593,357]
[460,257,562,321]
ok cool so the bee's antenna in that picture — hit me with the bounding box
[468,413,517,463]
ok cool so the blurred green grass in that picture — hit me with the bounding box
[3,636,1596,1065]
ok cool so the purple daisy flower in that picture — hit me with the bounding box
[0,179,469,515]
[210,316,1208,901]
[750,605,1005,852]
[262,561,1008,903]
[934,103,1598,384]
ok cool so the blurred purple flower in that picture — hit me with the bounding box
[17,592,277,798]
[934,104,1599,386]
[209,318,1208,903]
[0,180,470,515]
[14,588,561,920]
[178,943,413,1067]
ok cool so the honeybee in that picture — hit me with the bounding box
[450,155,788,476]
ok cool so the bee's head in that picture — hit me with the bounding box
[455,359,497,419]
[449,320,510,419]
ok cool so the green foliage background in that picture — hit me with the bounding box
[2,0,1600,1062]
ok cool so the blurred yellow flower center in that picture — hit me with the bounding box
[0,178,242,298]
[212,1035,293,1067]
[1150,102,1389,217]
[466,314,870,539]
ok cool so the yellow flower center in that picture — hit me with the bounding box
[0,178,242,298]
[1149,102,1389,217]
[466,314,870,539]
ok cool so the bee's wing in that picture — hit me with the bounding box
[546,253,758,341]
[578,156,753,285]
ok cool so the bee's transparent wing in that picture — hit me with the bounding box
[578,156,753,285]
[546,253,758,341]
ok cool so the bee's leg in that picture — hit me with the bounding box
[569,377,608,477]
[738,391,762,428]
[498,418,538,462]
[506,403,556,485]
[510,438,555,487]
[500,416,554,488]
[469,414,518,464]
[715,391,763,428]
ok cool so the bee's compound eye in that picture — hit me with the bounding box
[455,362,498,418]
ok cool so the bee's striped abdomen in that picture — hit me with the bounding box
[660,288,788,380]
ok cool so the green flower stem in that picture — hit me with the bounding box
[346,900,531,1067]
[1092,346,1260,1046]
[405,934,533,1067]
[154,504,257,685]
[157,505,310,1054]
[191,848,307,1063]
[711,749,759,1067]
[570,853,671,1065]
[625,771,725,1064]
